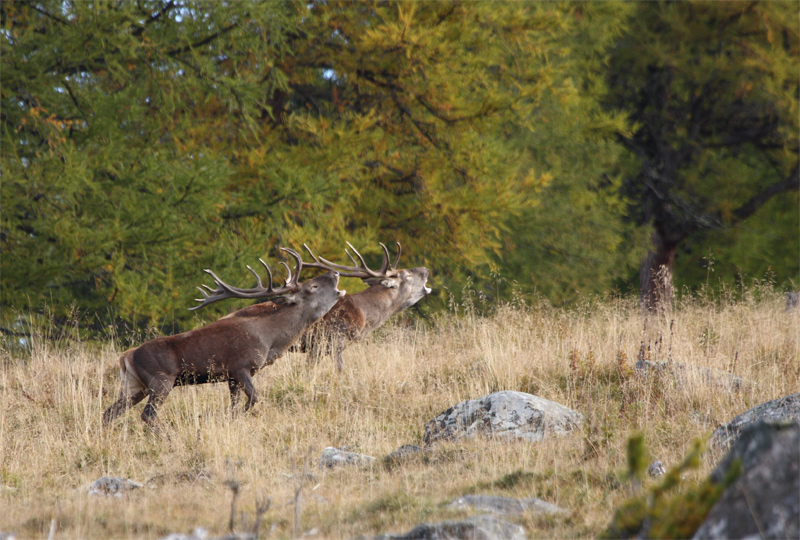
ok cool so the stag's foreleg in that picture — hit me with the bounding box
[228,378,243,410]
[334,341,345,372]
[230,369,258,412]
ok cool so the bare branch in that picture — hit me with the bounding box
[733,160,799,220]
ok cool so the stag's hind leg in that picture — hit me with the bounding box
[103,388,146,427]
[140,375,175,428]
[103,352,148,427]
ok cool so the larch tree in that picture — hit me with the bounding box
[605,1,799,309]
[1,1,631,332]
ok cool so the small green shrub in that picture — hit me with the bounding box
[602,437,742,539]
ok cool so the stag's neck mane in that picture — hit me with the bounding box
[350,284,402,330]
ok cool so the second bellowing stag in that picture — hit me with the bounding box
[295,242,431,370]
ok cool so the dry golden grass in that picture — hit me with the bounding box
[1,288,797,539]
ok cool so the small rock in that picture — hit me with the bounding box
[280,472,319,484]
[710,392,800,451]
[634,360,753,392]
[159,531,254,540]
[0,532,18,540]
[447,494,566,516]
[319,447,376,469]
[786,291,799,311]
[424,390,583,445]
[160,529,208,540]
[87,476,143,497]
[147,468,212,487]
[646,461,666,478]
[372,514,526,540]
[383,445,430,467]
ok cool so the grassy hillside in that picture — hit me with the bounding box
[1,288,797,539]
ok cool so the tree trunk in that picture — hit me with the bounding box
[639,230,677,312]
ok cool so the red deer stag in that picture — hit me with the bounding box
[293,242,431,371]
[102,248,345,428]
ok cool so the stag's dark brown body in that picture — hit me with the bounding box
[103,270,344,428]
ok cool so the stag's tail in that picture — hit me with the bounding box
[118,348,147,394]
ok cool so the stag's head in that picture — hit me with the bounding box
[364,267,431,309]
[303,241,431,309]
[275,265,346,320]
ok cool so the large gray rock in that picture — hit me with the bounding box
[423,391,582,445]
[373,514,526,540]
[447,494,566,516]
[87,476,143,497]
[711,392,800,450]
[692,420,799,540]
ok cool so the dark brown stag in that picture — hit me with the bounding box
[102,248,345,428]
[293,242,431,370]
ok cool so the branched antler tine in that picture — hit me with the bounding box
[204,269,237,293]
[345,248,359,267]
[302,243,319,262]
[279,261,291,287]
[259,258,274,291]
[378,242,391,274]
[246,265,264,289]
[391,241,401,270]
[279,247,304,286]
[344,242,381,277]
[302,243,361,275]
[302,244,331,271]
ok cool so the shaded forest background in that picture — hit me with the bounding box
[2,1,798,335]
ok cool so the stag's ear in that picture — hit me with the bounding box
[272,293,299,305]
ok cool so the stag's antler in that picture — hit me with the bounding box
[189,248,304,311]
[302,242,401,279]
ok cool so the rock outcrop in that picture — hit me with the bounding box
[447,494,565,516]
[710,392,800,450]
[372,514,526,540]
[423,391,583,445]
[693,420,799,540]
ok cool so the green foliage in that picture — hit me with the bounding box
[2,0,796,333]
[1,0,642,331]
[626,433,647,485]
[1,0,303,330]
[675,192,800,291]
[602,436,742,540]
[605,0,800,295]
